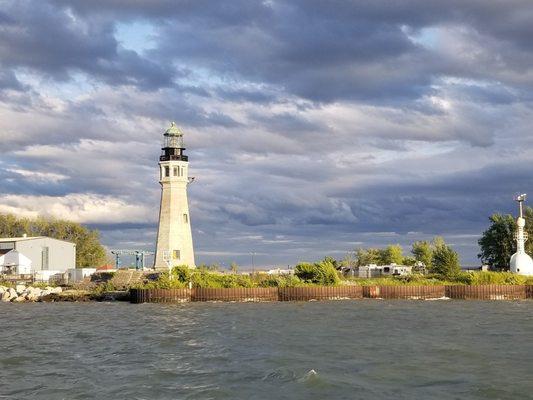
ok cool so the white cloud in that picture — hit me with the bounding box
[6,168,68,183]
[0,193,152,224]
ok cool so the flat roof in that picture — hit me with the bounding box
[0,236,75,245]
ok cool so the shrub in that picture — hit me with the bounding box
[467,271,526,285]
[295,259,340,285]
[94,281,117,294]
[172,265,192,283]
[257,274,303,287]
[191,270,255,288]
[452,271,474,285]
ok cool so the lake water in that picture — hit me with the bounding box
[0,301,532,399]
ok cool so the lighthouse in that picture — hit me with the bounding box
[510,194,533,275]
[154,122,195,269]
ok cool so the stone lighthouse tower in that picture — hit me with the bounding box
[154,122,195,269]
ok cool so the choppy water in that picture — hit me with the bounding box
[0,301,532,400]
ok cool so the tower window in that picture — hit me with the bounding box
[173,250,181,260]
[164,166,170,177]
[173,166,178,176]
[183,213,188,223]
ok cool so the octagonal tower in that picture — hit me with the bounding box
[154,122,195,269]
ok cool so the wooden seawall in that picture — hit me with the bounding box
[130,285,533,303]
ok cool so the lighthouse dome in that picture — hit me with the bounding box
[164,122,182,136]
[510,252,533,276]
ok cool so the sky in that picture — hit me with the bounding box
[1,0,533,268]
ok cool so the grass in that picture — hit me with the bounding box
[128,269,533,290]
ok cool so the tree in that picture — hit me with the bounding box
[230,262,238,273]
[411,241,433,269]
[478,208,533,270]
[339,251,357,269]
[431,242,460,278]
[355,248,382,266]
[0,213,106,267]
[382,244,404,264]
[402,256,416,266]
[478,213,514,269]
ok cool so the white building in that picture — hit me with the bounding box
[267,268,294,275]
[67,268,97,283]
[154,122,195,269]
[0,250,32,275]
[345,264,412,278]
[0,236,76,278]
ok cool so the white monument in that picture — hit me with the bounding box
[154,122,195,269]
[510,194,533,275]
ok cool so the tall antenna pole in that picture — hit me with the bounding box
[514,194,528,255]
[510,193,533,275]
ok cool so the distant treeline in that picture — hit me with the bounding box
[340,237,460,278]
[0,214,106,267]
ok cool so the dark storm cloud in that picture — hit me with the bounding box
[3,1,533,102]
[0,69,25,91]
[0,1,174,90]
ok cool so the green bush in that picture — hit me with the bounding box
[467,271,526,285]
[452,271,474,285]
[294,259,340,285]
[257,274,303,287]
[94,281,117,294]
[172,265,192,283]
[191,270,255,288]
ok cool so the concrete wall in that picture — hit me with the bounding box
[68,268,96,283]
[15,238,75,272]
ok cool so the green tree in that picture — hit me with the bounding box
[355,248,382,266]
[478,213,514,269]
[381,244,404,264]
[339,251,357,269]
[431,242,460,278]
[230,262,238,273]
[477,208,533,269]
[411,241,433,269]
[402,256,416,266]
[0,213,106,267]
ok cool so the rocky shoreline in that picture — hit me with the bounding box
[1,284,64,302]
[0,284,129,302]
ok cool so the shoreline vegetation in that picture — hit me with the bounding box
[2,211,533,303]
[2,266,533,303]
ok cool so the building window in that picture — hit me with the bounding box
[42,247,49,270]
[165,166,170,177]
[173,167,178,176]
[173,250,181,260]
[0,242,14,250]
[183,213,188,223]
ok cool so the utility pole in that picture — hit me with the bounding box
[250,252,256,273]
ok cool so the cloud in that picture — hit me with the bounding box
[0,193,151,224]
[0,0,532,267]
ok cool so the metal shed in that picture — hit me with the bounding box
[0,236,76,273]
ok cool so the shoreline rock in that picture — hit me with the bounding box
[0,284,63,303]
